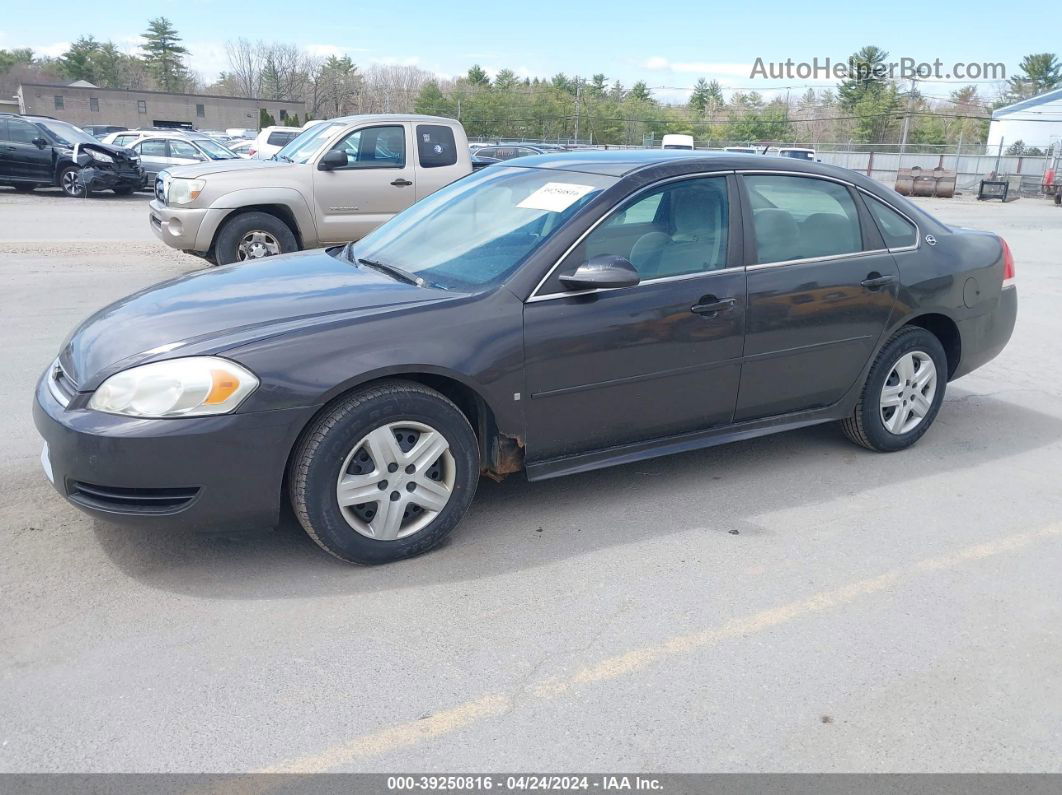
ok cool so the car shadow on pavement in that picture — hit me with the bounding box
[90,387,1062,599]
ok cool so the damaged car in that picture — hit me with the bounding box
[35,151,1016,564]
[0,114,144,197]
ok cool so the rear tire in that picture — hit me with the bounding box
[842,326,947,452]
[112,185,136,196]
[12,183,36,193]
[289,380,480,564]
[214,211,297,265]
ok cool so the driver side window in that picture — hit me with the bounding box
[7,119,41,144]
[558,176,729,285]
[329,125,406,168]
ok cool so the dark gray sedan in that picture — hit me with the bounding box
[35,151,1017,564]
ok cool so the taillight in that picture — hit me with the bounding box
[1001,238,1015,287]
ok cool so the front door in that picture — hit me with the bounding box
[1,118,53,182]
[312,124,417,244]
[735,173,899,421]
[523,174,746,461]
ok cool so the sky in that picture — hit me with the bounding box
[1,0,1051,103]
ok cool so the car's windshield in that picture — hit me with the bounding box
[274,122,344,163]
[347,166,617,290]
[194,138,239,159]
[35,120,97,146]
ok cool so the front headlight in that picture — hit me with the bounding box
[87,150,114,164]
[168,178,206,205]
[88,357,259,418]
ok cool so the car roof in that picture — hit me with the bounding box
[505,149,875,182]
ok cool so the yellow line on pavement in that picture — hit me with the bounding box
[262,522,1062,773]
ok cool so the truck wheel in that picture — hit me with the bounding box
[215,212,297,265]
[841,326,948,452]
[289,380,480,565]
[59,166,88,198]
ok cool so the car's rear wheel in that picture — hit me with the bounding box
[841,326,947,452]
[215,211,297,265]
[289,380,480,564]
[59,166,88,198]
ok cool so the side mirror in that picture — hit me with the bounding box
[559,255,640,291]
[33,137,48,149]
[317,150,347,171]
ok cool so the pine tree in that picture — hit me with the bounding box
[140,17,189,92]
[259,108,276,128]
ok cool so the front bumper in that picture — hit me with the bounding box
[148,199,229,254]
[33,370,315,532]
[80,165,144,192]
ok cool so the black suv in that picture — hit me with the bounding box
[0,114,144,197]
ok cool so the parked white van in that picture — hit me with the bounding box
[661,134,695,150]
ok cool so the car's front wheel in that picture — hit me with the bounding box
[215,211,297,265]
[289,380,480,564]
[59,166,88,198]
[841,326,948,452]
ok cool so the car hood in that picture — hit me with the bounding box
[59,248,460,390]
[166,158,296,179]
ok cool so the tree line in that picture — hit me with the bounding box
[3,26,1060,149]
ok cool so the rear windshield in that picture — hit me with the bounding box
[267,131,298,146]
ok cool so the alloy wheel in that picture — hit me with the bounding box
[880,351,937,435]
[62,170,83,196]
[236,230,281,260]
[335,421,456,541]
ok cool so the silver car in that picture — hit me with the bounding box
[104,132,241,180]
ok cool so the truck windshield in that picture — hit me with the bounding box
[274,122,344,163]
[346,166,617,290]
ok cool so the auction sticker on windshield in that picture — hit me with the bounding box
[517,182,596,212]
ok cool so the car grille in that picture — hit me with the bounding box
[48,360,77,407]
[68,482,200,514]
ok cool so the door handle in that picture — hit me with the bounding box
[860,273,896,290]
[390,178,412,187]
[691,297,736,316]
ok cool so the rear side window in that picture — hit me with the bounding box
[136,139,167,157]
[416,124,457,168]
[267,131,297,146]
[745,175,862,264]
[865,196,918,249]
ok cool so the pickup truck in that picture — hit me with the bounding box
[149,114,472,264]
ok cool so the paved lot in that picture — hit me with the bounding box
[1,187,1060,773]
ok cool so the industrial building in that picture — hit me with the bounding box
[15,81,304,131]
[988,87,1062,151]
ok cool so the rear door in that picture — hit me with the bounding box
[132,139,173,179]
[734,172,899,421]
[312,123,416,244]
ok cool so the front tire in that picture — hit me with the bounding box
[289,380,480,564]
[842,326,947,452]
[112,185,136,196]
[214,211,297,265]
[59,166,88,197]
